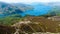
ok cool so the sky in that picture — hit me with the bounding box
[0,0,60,4]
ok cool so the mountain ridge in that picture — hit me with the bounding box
[0,2,60,17]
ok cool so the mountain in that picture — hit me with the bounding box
[0,2,23,17]
[29,2,60,16]
[0,2,60,17]
[0,2,33,17]
[46,2,60,16]
[24,3,52,16]
[11,3,34,11]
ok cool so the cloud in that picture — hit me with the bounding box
[0,0,60,4]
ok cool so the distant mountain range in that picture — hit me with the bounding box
[0,2,60,17]
[0,2,33,17]
[24,2,60,16]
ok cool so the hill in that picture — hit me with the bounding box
[0,2,33,17]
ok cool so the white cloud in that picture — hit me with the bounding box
[0,0,60,4]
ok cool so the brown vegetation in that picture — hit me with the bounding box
[0,25,15,34]
[25,16,60,32]
[0,16,60,34]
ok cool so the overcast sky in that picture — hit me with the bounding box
[0,0,60,4]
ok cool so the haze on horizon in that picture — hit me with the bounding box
[0,0,60,4]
